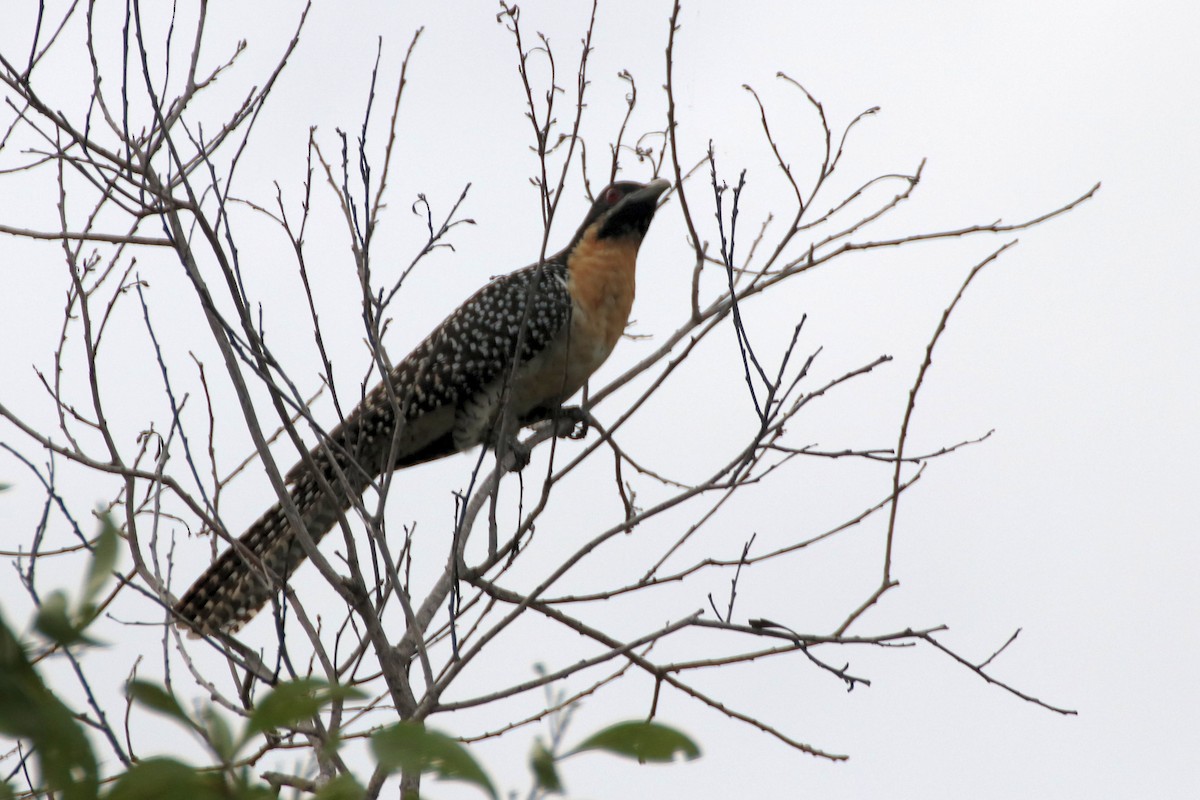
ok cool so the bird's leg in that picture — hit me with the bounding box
[498,435,532,472]
[491,403,531,473]
[496,406,592,472]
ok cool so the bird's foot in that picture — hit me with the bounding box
[554,405,590,440]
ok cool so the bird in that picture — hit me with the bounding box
[173,178,670,636]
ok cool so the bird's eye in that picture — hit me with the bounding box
[603,186,623,205]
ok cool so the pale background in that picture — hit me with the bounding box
[0,1,1196,798]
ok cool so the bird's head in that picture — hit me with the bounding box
[570,178,670,248]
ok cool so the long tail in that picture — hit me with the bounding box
[172,466,366,637]
[171,371,460,637]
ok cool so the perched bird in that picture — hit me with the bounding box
[173,178,669,635]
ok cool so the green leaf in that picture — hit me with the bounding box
[314,773,365,800]
[83,515,121,605]
[244,678,361,740]
[530,739,562,793]
[246,678,327,737]
[371,722,496,799]
[237,679,365,761]
[127,680,192,727]
[202,707,236,763]
[105,758,224,800]
[0,611,98,800]
[569,721,701,764]
[33,592,78,645]
[32,595,101,647]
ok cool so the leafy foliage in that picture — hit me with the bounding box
[569,720,701,763]
[0,608,99,800]
[0,516,699,799]
[372,722,498,799]
[529,721,702,795]
[33,516,122,648]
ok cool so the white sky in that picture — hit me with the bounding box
[0,1,1197,798]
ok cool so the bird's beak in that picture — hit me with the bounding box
[594,178,671,241]
[627,178,670,210]
[609,178,670,224]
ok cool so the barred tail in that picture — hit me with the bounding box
[172,468,365,637]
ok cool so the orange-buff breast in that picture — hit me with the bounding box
[566,229,640,353]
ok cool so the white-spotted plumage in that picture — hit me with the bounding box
[174,179,668,636]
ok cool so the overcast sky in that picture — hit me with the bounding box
[0,1,1196,798]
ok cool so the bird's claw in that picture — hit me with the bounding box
[556,405,590,440]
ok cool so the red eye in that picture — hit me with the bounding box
[603,186,623,205]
